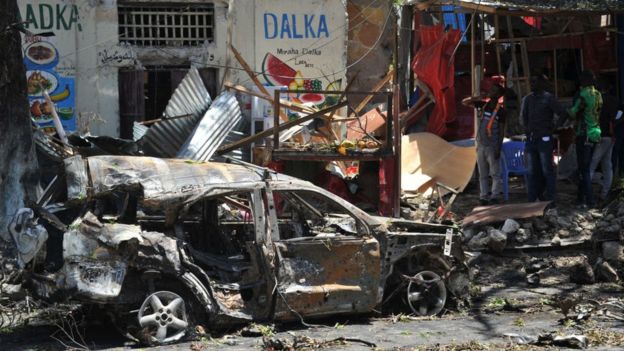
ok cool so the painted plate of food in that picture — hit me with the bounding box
[24,41,58,67]
[29,99,55,124]
[26,70,58,96]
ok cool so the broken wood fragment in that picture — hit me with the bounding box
[216,100,348,155]
[224,82,315,114]
[353,68,394,115]
[229,45,290,123]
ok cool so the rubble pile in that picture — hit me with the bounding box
[463,200,624,285]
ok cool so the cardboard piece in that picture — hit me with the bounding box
[401,133,476,193]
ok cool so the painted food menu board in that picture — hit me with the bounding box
[255,0,347,110]
[19,2,78,133]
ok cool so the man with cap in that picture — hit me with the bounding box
[521,75,569,205]
[462,76,506,205]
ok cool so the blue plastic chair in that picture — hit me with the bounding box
[500,141,529,201]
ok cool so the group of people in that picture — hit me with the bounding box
[464,70,624,208]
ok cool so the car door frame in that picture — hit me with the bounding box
[262,182,382,321]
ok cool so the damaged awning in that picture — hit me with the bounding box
[407,0,624,14]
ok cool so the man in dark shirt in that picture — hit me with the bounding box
[609,88,624,177]
[590,80,618,202]
[520,75,569,204]
[463,79,506,205]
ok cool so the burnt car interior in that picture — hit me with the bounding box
[273,190,360,240]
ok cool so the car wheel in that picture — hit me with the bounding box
[406,270,447,316]
[137,291,190,344]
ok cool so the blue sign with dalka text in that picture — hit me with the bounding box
[263,13,329,39]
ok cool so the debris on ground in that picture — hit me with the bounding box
[261,335,376,350]
[505,332,588,349]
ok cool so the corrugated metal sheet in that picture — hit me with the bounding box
[132,122,148,141]
[164,67,212,119]
[428,0,624,12]
[219,130,250,162]
[140,67,211,157]
[177,91,243,162]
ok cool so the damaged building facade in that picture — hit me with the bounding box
[20,0,395,140]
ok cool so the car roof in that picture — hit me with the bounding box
[86,155,303,196]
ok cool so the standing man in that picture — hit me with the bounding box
[610,89,624,177]
[569,70,602,208]
[521,75,569,205]
[589,79,617,204]
[462,77,506,205]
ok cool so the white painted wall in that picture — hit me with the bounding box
[228,0,348,96]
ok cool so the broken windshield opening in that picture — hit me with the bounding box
[273,190,360,240]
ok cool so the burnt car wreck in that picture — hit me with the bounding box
[10,155,467,344]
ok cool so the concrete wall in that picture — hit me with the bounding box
[228,0,348,117]
[19,0,228,138]
[346,0,396,106]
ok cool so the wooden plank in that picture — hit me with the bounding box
[217,101,348,155]
[230,44,269,97]
[401,99,434,129]
[506,16,522,104]
[458,2,498,14]
[353,68,394,115]
[520,40,531,86]
[328,73,357,120]
[229,44,289,123]
[224,82,315,114]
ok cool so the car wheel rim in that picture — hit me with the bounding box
[138,291,189,344]
[406,271,446,316]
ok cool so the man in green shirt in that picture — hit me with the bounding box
[569,70,602,208]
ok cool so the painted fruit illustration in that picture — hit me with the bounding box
[50,84,70,102]
[57,107,74,120]
[299,93,325,104]
[262,53,297,86]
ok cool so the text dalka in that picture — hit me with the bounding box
[263,13,329,39]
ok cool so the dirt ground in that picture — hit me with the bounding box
[2,176,624,350]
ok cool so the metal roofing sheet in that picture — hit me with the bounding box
[164,67,212,119]
[177,91,243,162]
[419,0,624,12]
[220,130,250,161]
[140,67,211,157]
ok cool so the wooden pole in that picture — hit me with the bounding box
[229,44,289,123]
[353,69,395,115]
[553,49,558,97]
[471,13,477,137]
[495,15,502,74]
[480,14,485,76]
[506,16,522,105]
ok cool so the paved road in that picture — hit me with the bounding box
[116,310,623,350]
[2,308,622,350]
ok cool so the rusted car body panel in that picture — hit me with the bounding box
[273,237,381,320]
[22,156,465,327]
